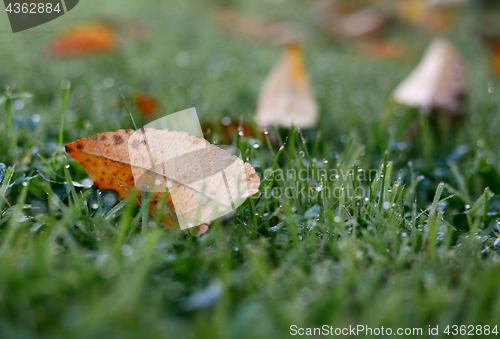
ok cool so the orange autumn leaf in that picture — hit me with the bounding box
[395,0,454,31]
[256,44,318,129]
[336,6,392,39]
[214,8,306,44]
[51,22,116,57]
[310,0,360,26]
[357,40,410,60]
[131,93,161,118]
[65,129,260,234]
[492,41,500,77]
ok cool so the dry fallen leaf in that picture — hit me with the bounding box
[395,0,455,31]
[310,0,360,26]
[65,129,260,234]
[492,41,500,77]
[214,7,306,44]
[256,44,318,129]
[50,22,116,57]
[357,40,410,60]
[336,6,392,39]
[131,93,161,118]
[392,39,466,116]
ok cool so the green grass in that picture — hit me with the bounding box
[1,0,500,338]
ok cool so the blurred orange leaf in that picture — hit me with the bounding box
[357,40,410,59]
[492,41,500,77]
[51,22,117,57]
[395,0,454,31]
[131,93,161,118]
[214,8,305,44]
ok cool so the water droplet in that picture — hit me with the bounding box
[264,130,269,135]
[334,216,341,223]
[103,78,114,88]
[323,159,328,164]
[82,178,93,188]
[13,100,24,110]
[65,165,70,169]
[238,130,244,136]
[60,79,71,89]
[155,179,162,186]
[22,181,27,187]
[103,193,116,206]
[31,114,41,123]
[166,181,173,188]
[253,144,259,149]
[382,201,391,210]
[91,203,99,210]
[221,117,231,126]
[121,244,133,256]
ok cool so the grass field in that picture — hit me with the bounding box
[1,0,500,338]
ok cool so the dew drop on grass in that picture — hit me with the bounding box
[13,100,24,110]
[334,216,341,223]
[60,79,71,89]
[494,238,500,248]
[465,204,471,210]
[82,178,93,188]
[121,245,133,256]
[91,203,99,210]
[323,159,328,164]
[103,78,114,88]
[253,144,259,149]
[65,165,70,169]
[221,117,231,126]
[264,130,269,135]
[103,193,116,206]
[382,201,391,210]
[22,181,27,187]
[238,130,244,136]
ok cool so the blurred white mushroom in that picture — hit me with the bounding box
[392,39,466,116]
